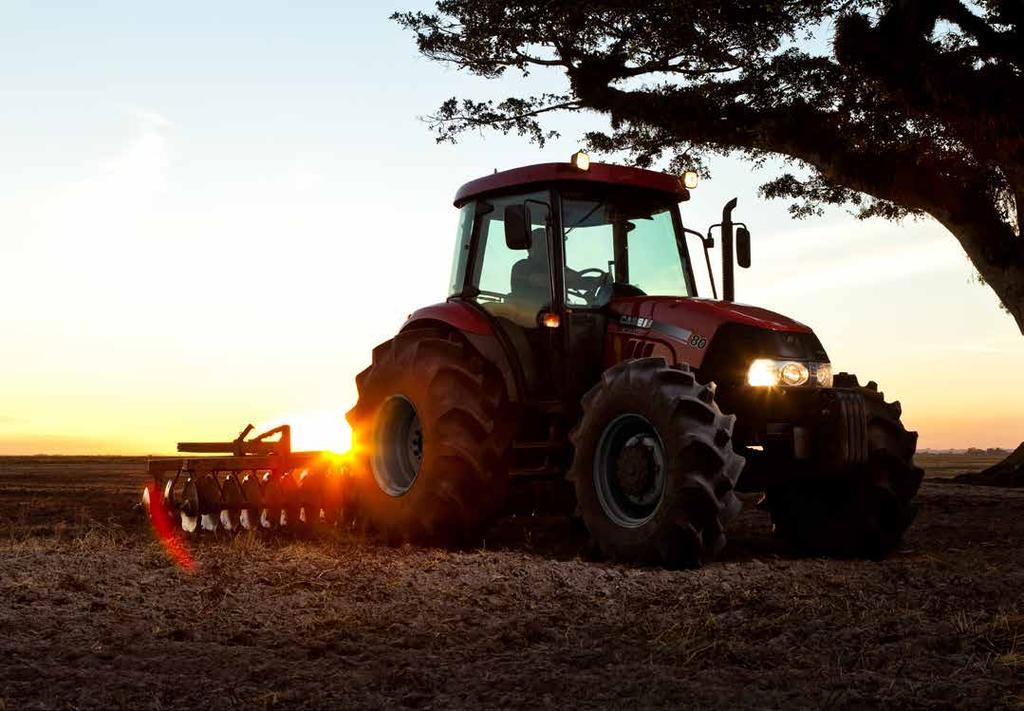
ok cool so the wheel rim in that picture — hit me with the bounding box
[372,395,424,497]
[594,414,666,528]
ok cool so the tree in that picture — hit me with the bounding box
[394,0,1024,332]
[395,0,1024,480]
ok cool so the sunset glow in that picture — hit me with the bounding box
[259,411,353,454]
[0,3,1020,454]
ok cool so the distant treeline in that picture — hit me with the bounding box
[919,448,1012,456]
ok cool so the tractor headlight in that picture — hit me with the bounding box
[747,359,781,387]
[747,359,832,388]
[780,362,810,386]
[815,362,833,388]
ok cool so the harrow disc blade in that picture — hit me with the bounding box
[321,466,346,526]
[260,472,283,529]
[200,514,219,532]
[239,472,263,531]
[163,478,178,511]
[196,473,223,533]
[219,475,245,532]
[141,481,176,529]
[157,478,180,528]
[278,471,302,528]
[180,477,201,534]
[298,470,324,526]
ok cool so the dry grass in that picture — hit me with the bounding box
[1,454,1023,709]
[914,452,1005,479]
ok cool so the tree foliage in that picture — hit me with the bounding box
[395,0,1024,331]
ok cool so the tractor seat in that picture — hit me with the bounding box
[509,228,550,310]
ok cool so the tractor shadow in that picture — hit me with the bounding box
[482,491,792,565]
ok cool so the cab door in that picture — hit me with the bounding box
[555,192,613,409]
[466,191,556,398]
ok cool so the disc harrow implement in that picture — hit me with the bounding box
[143,424,349,535]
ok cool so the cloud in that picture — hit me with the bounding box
[749,219,969,300]
[7,107,176,274]
[124,106,174,131]
[87,108,173,204]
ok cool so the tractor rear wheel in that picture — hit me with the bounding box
[568,358,745,567]
[346,330,512,544]
[763,374,924,560]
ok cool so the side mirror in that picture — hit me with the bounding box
[504,204,532,250]
[736,226,751,268]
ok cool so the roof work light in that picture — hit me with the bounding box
[570,150,591,171]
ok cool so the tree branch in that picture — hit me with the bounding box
[937,0,1024,65]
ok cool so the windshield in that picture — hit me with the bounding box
[561,190,693,306]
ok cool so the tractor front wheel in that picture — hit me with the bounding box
[763,374,924,560]
[568,358,745,567]
[346,330,511,545]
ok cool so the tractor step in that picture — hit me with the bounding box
[531,400,567,414]
[509,465,564,478]
[512,440,568,451]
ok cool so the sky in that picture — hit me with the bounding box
[0,1,1021,455]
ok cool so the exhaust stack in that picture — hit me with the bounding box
[721,198,738,302]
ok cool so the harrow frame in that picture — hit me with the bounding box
[145,424,349,533]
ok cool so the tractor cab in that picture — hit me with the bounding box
[463,176,697,318]
[445,162,697,402]
[442,159,764,411]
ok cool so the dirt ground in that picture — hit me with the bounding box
[1,453,1022,710]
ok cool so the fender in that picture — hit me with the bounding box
[403,301,493,336]
[402,300,525,402]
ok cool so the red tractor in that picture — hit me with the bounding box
[344,157,924,566]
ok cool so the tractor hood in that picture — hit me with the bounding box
[607,296,821,371]
[609,296,812,335]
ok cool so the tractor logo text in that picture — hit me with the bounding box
[618,315,653,330]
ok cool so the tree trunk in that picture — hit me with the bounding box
[934,211,1024,336]
[958,244,1024,335]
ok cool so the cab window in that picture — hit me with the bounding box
[448,203,474,296]
[561,191,691,307]
[469,192,551,328]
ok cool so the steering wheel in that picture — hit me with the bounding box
[567,268,610,305]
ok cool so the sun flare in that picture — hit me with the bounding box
[259,410,352,454]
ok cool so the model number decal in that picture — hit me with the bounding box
[618,313,708,349]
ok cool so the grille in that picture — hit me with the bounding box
[834,390,868,466]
